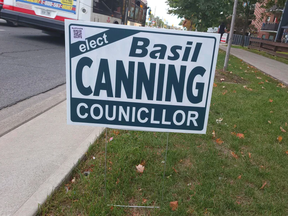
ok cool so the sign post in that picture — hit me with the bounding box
[65,20,220,134]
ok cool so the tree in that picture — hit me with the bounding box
[166,0,234,31]
[234,0,257,46]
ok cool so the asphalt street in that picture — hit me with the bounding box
[0,19,65,109]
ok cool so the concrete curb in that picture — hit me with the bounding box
[13,127,104,216]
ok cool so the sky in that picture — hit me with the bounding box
[147,0,182,26]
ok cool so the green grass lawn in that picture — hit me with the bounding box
[38,51,288,216]
[231,45,288,65]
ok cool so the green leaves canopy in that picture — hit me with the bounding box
[166,0,234,31]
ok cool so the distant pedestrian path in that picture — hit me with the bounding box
[220,45,288,85]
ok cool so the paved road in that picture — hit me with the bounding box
[0,19,65,109]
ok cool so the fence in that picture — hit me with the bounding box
[226,34,251,47]
[249,38,288,59]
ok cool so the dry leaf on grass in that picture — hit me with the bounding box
[269,99,273,103]
[237,175,242,179]
[248,153,252,158]
[268,121,271,124]
[285,151,288,155]
[260,181,267,190]
[278,136,283,142]
[113,130,120,135]
[212,130,216,139]
[222,90,228,95]
[231,151,239,159]
[173,167,178,173]
[142,199,147,204]
[213,83,217,87]
[280,127,286,133]
[109,137,114,142]
[170,201,178,211]
[136,164,145,173]
[216,138,224,145]
[236,133,245,139]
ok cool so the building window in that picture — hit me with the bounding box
[273,16,277,23]
[269,35,274,40]
[266,16,270,22]
[262,34,266,39]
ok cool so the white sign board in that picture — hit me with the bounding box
[65,20,220,134]
[221,33,228,43]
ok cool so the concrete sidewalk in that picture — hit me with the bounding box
[0,101,103,216]
[220,45,288,85]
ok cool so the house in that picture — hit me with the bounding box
[251,0,288,42]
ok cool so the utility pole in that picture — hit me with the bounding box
[224,0,238,71]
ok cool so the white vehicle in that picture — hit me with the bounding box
[0,0,148,32]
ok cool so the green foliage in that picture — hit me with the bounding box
[166,0,234,31]
[232,0,257,37]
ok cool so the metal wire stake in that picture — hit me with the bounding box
[161,132,169,204]
[104,127,108,203]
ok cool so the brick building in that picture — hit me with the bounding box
[251,2,283,40]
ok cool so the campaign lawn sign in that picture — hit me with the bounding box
[65,20,220,134]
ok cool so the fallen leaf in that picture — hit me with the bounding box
[170,201,178,211]
[212,130,216,139]
[280,127,286,133]
[269,99,273,103]
[116,178,120,184]
[109,137,114,142]
[136,164,145,173]
[173,167,178,173]
[258,82,264,84]
[71,177,76,183]
[285,151,288,155]
[234,125,237,128]
[140,160,146,166]
[231,151,239,159]
[236,133,245,139]
[142,199,147,204]
[237,175,242,179]
[113,130,120,135]
[231,132,236,135]
[270,111,273,113]
[249,153,252,158]
[110,206,114,211]
[260,181,267,190]
[220,78,225,82]
[216,118,223,124]
[216,138,224,145]
[268,121,271,124]
[257,77,262,79]
[277,136,283,142]
[213,83,217,87]
[222,90,228,95]
[233,90,237,93]
[285,122,287,127]
[265,80,269,82]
